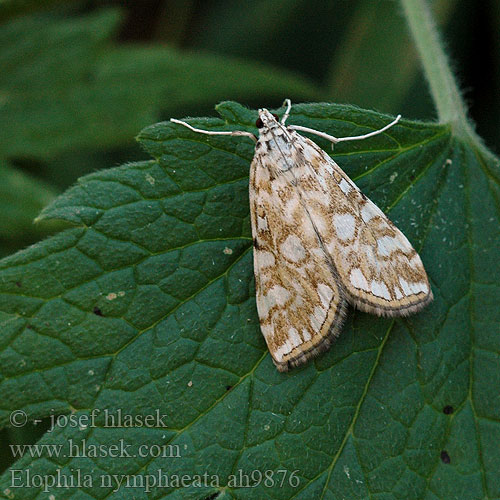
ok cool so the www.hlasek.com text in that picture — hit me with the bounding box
[10,439,181,460]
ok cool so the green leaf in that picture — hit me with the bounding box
[0,8,321,160]
[0,161,58,240]
[0,101,498,499]
[0,161,63,258]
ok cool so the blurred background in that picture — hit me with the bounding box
[0,0,498,472]
[1,0,498,259]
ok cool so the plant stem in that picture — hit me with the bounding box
[400,0,474,139]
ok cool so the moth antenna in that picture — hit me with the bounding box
[281,99,292,124]
[288,114,401,144]
[170,118,257,143]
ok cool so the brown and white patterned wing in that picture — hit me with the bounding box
[249,155,348,372]
[293,133,432,317]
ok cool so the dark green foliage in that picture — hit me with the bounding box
[0,101,498,498]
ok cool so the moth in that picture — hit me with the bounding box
[171,100,432,372]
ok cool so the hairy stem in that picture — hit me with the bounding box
[400,0,475,140]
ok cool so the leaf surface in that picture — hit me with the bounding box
[0,102,498,499]
[0,161,58,241]
[0,9,321,160]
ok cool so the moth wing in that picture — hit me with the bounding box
[294,133,432,316]
[249,155,348,372]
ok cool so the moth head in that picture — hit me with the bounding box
[255,108,280,130]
